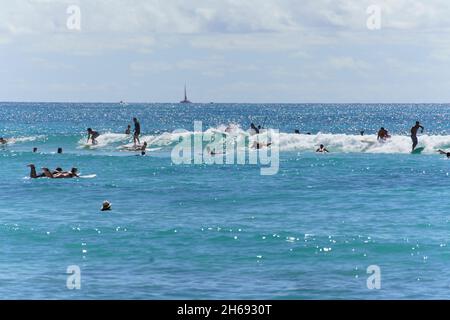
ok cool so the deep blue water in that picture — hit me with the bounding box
[1,102,450,299]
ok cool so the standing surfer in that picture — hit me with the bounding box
[410,121,424,152]
[133,117,141,146]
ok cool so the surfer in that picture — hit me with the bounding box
[42,167,79,179]
[411,121,424,152]
[252,141,272,149]
[121,141,147,155]
[0,137,7,144]
[438,150,450,158]
[125,125,131,135]
[87,128,100,145]
[206,146,224,155]
[133,117,141,146]
[28,165,79,179]
[377,127,391,141]
[140,142,147,155]
[316,144,329,153]
[250,123,260,134]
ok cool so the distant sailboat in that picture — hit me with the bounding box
[180,84,192,104]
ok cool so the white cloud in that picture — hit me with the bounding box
[3,0,450,102]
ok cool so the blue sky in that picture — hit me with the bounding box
[1,0,450,103]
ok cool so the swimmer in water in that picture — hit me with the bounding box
[87,128,100,145]
[0,137,7,144]
[438,150,450,158]
[316,144,329,153]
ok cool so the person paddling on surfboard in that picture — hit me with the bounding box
[411,121,424,152]
[437,150,450,158]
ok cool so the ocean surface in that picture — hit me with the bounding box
[1,102,450,299]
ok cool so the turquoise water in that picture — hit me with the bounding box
[1,102,450,299]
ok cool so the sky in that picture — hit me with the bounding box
[1,0,450,103]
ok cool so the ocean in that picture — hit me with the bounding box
[1,102,450,299]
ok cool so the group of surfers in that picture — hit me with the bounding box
[87,117,147,155]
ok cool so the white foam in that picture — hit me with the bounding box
[4,135,46,145]
[276,133,450,154]
[73,126,450,154]
[78,133,129,149]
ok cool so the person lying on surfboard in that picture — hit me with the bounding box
[437,150,450,158]
[316,144,329,153]
[206,146,224,155]
[28,164,79,179]
[87,128,100,145]
[252,141,272,149]
[0,137,8,144]
[411,121,424,152]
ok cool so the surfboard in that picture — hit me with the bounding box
[80,174,97,179]
[411,147,425,154]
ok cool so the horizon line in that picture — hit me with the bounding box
[1,100,450,105]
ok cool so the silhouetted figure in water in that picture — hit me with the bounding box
[87,128,100,145]
[250,123,259,134]
[438,150,450,158]
[133,118,141,146]
[410,121,424,151]
[316,144,329,153]
[252,142,272,149]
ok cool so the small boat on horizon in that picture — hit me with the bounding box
[180,84,192,104]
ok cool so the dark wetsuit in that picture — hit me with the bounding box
[134,121,141,137]
[410,124,423,151]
